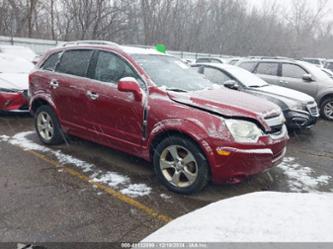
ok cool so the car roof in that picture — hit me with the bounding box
[193,62,236,70]
[120,45,166,55]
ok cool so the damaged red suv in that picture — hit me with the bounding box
[29,41,288,194]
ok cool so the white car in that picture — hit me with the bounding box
[0,45,37,62]
[0,54,34,112]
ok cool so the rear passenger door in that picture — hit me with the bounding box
[280,63,317,97]
[53,49,94,129]
[254,62,280,86]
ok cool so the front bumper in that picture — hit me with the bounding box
[0,91,29,112]
[210,125,288,184]
[284,107,319,129]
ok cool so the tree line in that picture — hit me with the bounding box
[0,0,332,58]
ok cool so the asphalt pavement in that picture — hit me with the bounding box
[0,113,332,242]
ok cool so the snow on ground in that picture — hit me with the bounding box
[0,131,152,198]
[143,192,333,242]
[278,157,331,192]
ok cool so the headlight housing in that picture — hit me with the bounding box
[225,119,263,143]
[289,102,304,111]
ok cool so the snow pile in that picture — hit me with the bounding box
[278,157,331,192]
[121,184,152,198]
[0,135,10,142]
[2,131,151,198]
[143,192,333,242]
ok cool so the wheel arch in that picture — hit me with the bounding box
[30,95,57,116]
[148,121,216,173]
[318,93,333,107]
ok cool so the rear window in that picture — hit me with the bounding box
[41,52,62,71]
[255,62,279,76]
[238,61,257,72]
[56,50,93,77]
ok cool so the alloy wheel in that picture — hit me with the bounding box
[324,101,333,120]
[37,111,54,141]
[159,145,198,188]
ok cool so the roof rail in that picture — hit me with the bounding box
[62,40,119,47]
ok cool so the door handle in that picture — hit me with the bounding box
[86,91,99,100]
[279,80,288,84]
[50,79,59,89]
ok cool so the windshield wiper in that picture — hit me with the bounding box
[166,88,188,92]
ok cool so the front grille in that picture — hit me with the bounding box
[265,113,285,134]
[269,124,283,135]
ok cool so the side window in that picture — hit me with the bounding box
[255,62,279,76]
[41,52,62,71]
[56,50,93,77]
[203,67,232,84]
[238,62,257,72]
[196,58,210,63]
[93,51,138,84]
[282,63,307,79]
[210,59,223,64]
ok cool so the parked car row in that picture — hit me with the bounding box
[0,42,331,194]
[192,63,319,129]
[235,58,333,121]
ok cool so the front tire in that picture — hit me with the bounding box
[153,136,209,194]
[35,105,65,145]
[320,97,333,121]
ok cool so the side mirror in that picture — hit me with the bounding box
[302,74,313,82]
[224,80,239,90]
[117,77,143,101]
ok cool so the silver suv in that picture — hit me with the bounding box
[236,59,333,120]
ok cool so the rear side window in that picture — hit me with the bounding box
[255,62,279,76]
[203,67,232,84]
[56,50,93,77]
[282,64,307,78]
[326,62,333,70]
[41,52,62,71]
[238,62,257,72]
[93,51,138,84]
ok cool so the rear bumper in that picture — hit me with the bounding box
[210,126,288,184]
[0,91,29,112]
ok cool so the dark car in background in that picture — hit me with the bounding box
[192,63,319,129]
[236,59,333,121]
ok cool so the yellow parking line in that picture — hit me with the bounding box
[27,150,173,224]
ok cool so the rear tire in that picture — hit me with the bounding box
[35,105,65,145]
[153,136,209,194]
[320,97,333,121]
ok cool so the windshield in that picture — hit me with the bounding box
[226,66,269,87]
[0,55,34,73]
[132,54,214,91]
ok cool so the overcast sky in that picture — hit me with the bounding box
[247,0,333,21]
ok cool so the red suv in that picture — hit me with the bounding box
[29,41,288,194]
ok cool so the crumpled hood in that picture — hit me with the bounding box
[256,85,315,104]
[168,87,281,122]
[0,73,29,90]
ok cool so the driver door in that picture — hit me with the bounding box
[280,63,318,97]
[84,50,145,152]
